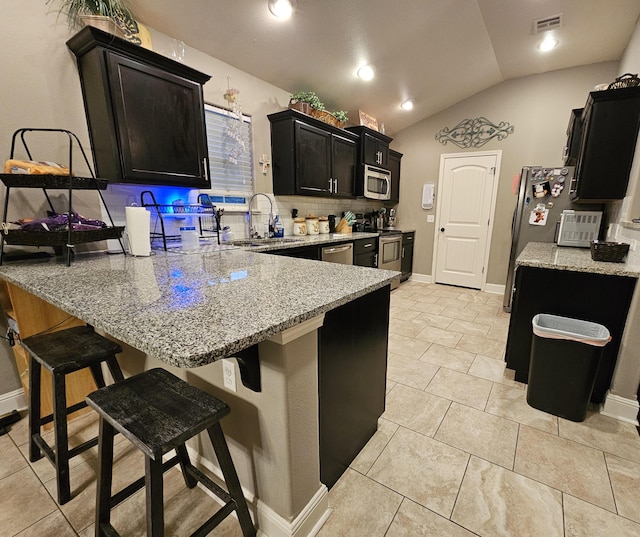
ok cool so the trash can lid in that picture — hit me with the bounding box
[532,314,611,347]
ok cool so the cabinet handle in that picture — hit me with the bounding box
[402,247,405,258]
[364,243,372,248]
[328,178,333,193]
[203,158,209,181]
[374,253,378,267]
[334,179,338,193]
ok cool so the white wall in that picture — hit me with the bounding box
[392,62,618,284]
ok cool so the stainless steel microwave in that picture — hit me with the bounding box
[363,164,391,200]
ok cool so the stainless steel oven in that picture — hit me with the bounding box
[378,233,401,289]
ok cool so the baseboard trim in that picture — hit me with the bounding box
[600,390,640,425]
[0,388,27,416]
[188,445,330,537]
[256,486,330,537]
[406,273,432,284]
[483,283,505,295]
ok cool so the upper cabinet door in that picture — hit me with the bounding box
[332,134,356,197]
[363,133,389,167]
[295,121,332,195]
[107,52,207,185]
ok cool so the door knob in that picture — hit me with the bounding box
[440,227,445,232]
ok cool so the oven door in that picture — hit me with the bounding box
[379,233,401,279]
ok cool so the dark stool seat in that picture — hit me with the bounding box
[22,324,124,505]
[87,368,256,537]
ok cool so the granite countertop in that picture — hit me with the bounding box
[516,242,640,278]
[225,232,380,252]
[0,249,399,368]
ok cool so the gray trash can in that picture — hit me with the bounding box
[527,313,610,422]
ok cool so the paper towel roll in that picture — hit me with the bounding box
[125,206,151,256]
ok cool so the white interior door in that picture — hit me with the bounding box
[435,152,499,289]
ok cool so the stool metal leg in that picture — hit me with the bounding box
[207,423,256,537]
[53,372,71,504]
[28,358,43,462]
[146,456,165,537]
[95,418,115,537]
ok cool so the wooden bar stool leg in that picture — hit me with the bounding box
[175,444,197,488]
[53,372,71,504]
[207,423,256,537]
[89,363,107,389]
[95,418,115,537]
[28,358,43,462]
[146,455,165,537]
[106,356,125,382]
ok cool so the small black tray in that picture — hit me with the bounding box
[2,226,124,246]
[0,174,109,190]
[590,241,630,263]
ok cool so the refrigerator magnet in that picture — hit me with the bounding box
[532,181,550,199]
[529,205,549,226]
[551,182,564,197]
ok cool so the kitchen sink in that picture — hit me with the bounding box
[227,237,305,247]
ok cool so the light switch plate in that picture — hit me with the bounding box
[427,215,435,223]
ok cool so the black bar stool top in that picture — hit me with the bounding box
[21,325,123,374]
[87,368,230,460]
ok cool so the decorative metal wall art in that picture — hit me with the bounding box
[435,117,514,148]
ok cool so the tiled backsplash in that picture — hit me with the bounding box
[101,184,387,241]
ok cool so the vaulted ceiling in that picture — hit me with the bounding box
[127,0,640,134]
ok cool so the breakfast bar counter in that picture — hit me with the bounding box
[0,249,399,537]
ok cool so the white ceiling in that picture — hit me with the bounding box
[127,0,640,135]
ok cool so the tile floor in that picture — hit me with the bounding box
[2,280,640,536]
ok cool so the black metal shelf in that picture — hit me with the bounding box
[0,128,125,265]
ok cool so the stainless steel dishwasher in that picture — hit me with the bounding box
[321,243,353,265]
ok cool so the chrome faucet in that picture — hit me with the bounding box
[247,193,274,238]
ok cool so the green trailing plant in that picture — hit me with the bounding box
[47,0,136,29]
[290,91,325,111]
[333,110,348,122]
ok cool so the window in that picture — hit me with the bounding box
[202,103,254,210]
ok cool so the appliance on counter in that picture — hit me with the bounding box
[363,165,391,201]
[321,243,354,265]
[503,165,602,312]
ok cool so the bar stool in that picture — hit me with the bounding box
[22,325,124,505]
[86,368,256,537]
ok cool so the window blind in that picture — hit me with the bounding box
[204,103,254,201]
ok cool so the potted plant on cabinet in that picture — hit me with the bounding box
[48,0,137,38]
[289,91,325,115]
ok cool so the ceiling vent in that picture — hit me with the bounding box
[532,14,564,34]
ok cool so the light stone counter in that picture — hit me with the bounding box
[516,242,640,278]
[0,248,398,368]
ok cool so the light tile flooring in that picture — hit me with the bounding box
[2,280,640,536]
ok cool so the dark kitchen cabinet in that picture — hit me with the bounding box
[387,149,403,204]
[401,231,414,281]
[505,265,636,403]
[67,26,211,188]
[563,108,583,166]
[354,237,378,267]
[319,285,390,488]
[570,86,640,202]
[346,126,393,168]
[269,109,358,198]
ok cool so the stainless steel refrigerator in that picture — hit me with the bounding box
[503,165,575,311]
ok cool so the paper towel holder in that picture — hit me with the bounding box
[422,183,435,209]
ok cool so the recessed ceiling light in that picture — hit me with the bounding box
[357,65,375,81]
[400,99,414,111]
[268,0,295,19]
[537,34,559,52]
